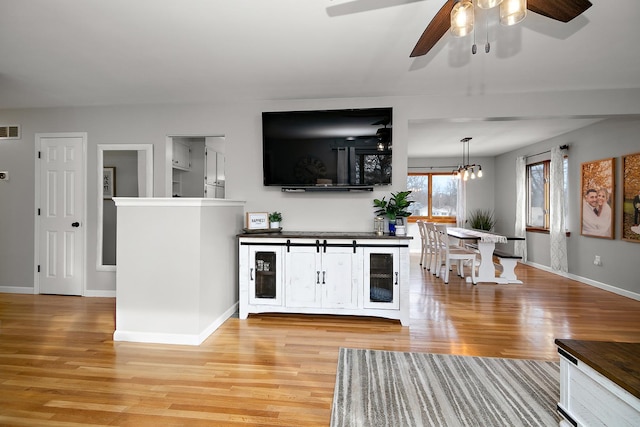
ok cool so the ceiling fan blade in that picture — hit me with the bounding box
[410,0,455,57]
[527,0,592,23]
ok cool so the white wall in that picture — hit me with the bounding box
[1,88,639,295]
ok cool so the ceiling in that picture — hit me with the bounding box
[407,116,606,157]
[1,0,638,157]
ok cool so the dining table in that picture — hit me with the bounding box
[446,227,525,284]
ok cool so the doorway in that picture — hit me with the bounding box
[166,135,225,198]
[97,144,153,270]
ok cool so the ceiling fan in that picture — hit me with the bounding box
[410,0,593,57]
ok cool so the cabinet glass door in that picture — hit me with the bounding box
[255,251,277,298]
[364,248,399,309]
[249,247,283,306]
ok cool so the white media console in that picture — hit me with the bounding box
[238,232,411,325]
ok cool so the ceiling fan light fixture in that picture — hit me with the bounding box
[500,0,527,26]
[476,0,503,9]
[450,0,474,37]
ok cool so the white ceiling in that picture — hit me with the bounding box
[1,0,638,156]
[407,116,606,157]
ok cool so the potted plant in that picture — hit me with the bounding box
[467,209,495,231]
[373,191,414,235]
[269,211,282,229]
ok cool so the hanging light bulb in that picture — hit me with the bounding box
[500,0,527,26]
[463,168,469,181]
[470,167,476,179]
[477,0,503,9]
[450,0,474,37]
[477,165,483,178]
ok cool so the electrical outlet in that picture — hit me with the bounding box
[0,171,8,181]
[594,255,602,266]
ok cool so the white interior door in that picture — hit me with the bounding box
[37,134,86,295]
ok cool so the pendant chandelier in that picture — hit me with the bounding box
[453,137,482,181]
[451,0,527,53]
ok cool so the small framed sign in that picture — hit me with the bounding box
[246,212,269,230]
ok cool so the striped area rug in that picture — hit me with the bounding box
[331,348,561,427]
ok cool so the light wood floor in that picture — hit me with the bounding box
[1,256,639,426]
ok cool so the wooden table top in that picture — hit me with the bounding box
[555,339,640,400]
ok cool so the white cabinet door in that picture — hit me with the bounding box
[321,247,359,309]
[216,152,225,184]
[285,244,359,309]
[285,245,322,308]
[363,247,400,310]
[172,141,191,170]
[205,148,225,186]
[248,245,283,306]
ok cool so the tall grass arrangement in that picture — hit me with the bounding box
[467,209,496,231]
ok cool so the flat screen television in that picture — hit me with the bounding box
[262,107,392,191]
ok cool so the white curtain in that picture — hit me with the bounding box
[549,147,568,272]
[456,178,466,228]
[514,156,527,261]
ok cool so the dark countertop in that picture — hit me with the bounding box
[237,230,413,240]
[555,338,640,400]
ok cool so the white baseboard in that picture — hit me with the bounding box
[84,290,116,298]
[197,302,239,344]
[0,286,35,294]
[0,287,116,297]
[525,261,640,302]
[113,302,239,346]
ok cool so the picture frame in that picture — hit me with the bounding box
[246,212,269,230]
[622,152,640,243]
[580,158,615,239]
[103,167,116,199]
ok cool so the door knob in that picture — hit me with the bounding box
[71,222,80,227]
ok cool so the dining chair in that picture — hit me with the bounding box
[416,220,427,268]
[434,224,477,284]
[424,222,443,274]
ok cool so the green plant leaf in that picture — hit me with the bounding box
[467,209,495,231]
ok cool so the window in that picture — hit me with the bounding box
[527,161,549,228]
[406,173,458,222]
[526,158,568,231]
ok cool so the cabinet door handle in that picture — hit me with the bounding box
[250,268,254,281]
[322,271,326,284]
[395,272,398,285]
[316,271,320,284]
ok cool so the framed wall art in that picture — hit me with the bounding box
[580,157,614,239]
[622,152,640,243]
[103,167,116,199]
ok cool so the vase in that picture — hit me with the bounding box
[270,221,280,229]
[388,222,396,236]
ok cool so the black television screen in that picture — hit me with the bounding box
[262,107,392,190]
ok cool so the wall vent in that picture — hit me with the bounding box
[0,125,20,140]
